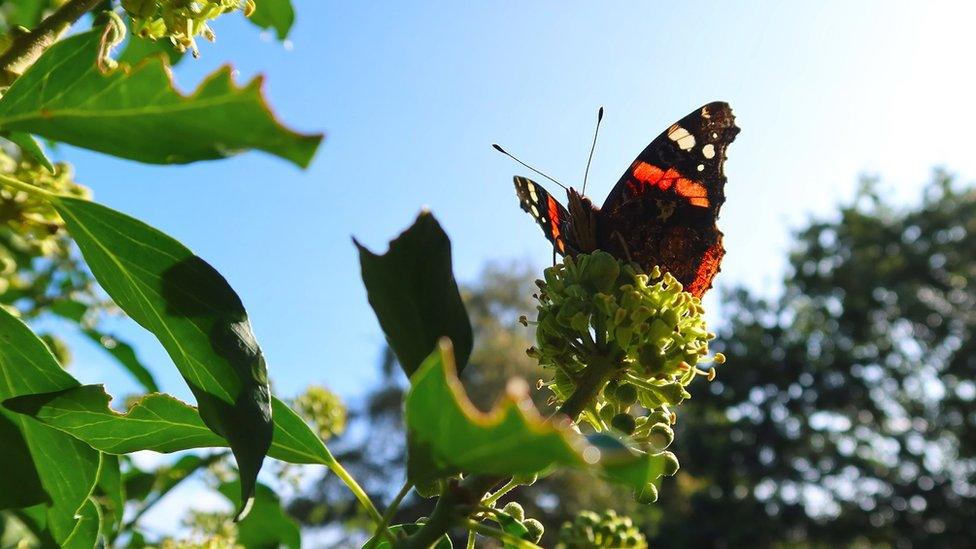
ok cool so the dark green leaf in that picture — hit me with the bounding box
[247,0,295,40]
[4,385,337,466]
[0,412,45,509]
[0,307,101,546]
[46,194,273,514]
[83,329,160,393]
[404,343,666,490]
[0,30,322,167]
[356,212,473,376]
[218,480,300,549]
[3,131,54,172]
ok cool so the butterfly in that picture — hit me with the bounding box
[506,102,739,298]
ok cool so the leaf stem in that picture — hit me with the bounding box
[321,450,389,538]
[0,0,105,85]
[482,477,519,506]
[557,355,617,420]
[365,480,412,548]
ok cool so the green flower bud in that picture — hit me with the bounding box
[634,482,658,505]
[644,422,674,452]
[502,501,525,523]
[579,250,620,292]
[523,518,545,543]
[661,450,680,476]
[613,383,638,406]
[610,413,637,435]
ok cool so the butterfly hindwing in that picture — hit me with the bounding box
[598,102,739,297]
[513,176,574,255]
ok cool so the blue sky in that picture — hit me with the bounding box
[51,2,976,409]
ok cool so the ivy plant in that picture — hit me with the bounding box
[0,2,724,547]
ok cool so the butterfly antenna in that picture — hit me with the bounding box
[581,106,604,195]
[492,143,568,191]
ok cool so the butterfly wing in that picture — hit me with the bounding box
[514,176,575,255]
[599,102,739,297]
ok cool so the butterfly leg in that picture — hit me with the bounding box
[552,248,557,266]
[611,231,634,262]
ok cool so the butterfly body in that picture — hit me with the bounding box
[512,102,739,298]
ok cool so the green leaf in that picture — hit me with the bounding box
[218,480,301,549]
[118,35,185,66]
[44,193,273,514]
[0,307,101,546]
[4,385,337,466]
[0,412,45,509]
[61,499,101,549]
[94,454,124,543]
[404,343,667,490]
[82,329,160,393]
[247,0,295,40]
[0,30,322,167]
[356,212,473,377]
[3,131,54,172]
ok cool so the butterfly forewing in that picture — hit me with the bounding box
[513,176,576,255]
[598,102,739,297]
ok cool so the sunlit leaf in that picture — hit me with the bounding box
[45,193,273,513]
[4,385,337,466]
[0,307,101,546]
[357,212,473,377]
[218,480,300,549]
[404,342,666,490]
[0,30,322,167]
[3,131,54,172]
[248,0,295,40]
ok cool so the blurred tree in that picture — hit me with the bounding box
[291,171,976,547]
[657,171,976,546]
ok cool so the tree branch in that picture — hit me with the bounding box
[0,0,104,85]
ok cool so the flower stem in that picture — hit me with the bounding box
[460,519,541,549]
[557,355,617,419]
[0,0,104,85]
[482,477,519,506]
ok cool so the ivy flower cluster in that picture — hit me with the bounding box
[292,384,347,442]
[557,509,648,548]
[0,148,91,296]
[122,0,255,56]
[527,251,724,485]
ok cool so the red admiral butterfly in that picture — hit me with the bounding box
[500,102,738,298]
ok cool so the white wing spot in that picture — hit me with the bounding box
[711,132,718,139]
[701,106,711,118]
[528,185,538,201]
[530,205,540,218]
[668,125,695,150]
[697,164,705,172]
[702,144,716,159]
